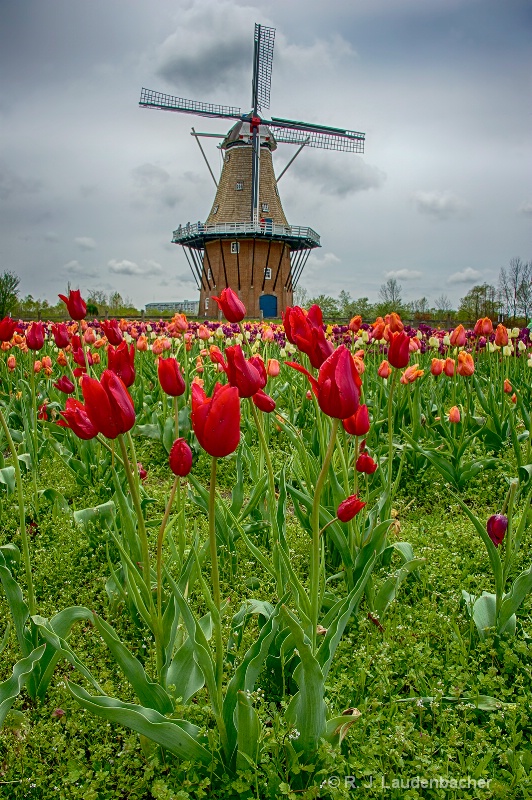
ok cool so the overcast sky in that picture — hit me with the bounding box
[1,0,530,311]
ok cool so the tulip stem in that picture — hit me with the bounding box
[385,369,398,519]
[208,457,225,687]
[117,435,152,606]
[157,475,180,624]
[28,352,40,519]
[173,396,179,440]
[0,407,36,616]
[310,418,339,652]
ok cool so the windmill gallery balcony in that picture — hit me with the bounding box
[172,220,321,251]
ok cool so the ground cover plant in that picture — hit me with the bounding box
[0,297,531,799]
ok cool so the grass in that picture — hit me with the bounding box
[0,437,531,800]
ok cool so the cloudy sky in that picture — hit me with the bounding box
[1,0,530,311]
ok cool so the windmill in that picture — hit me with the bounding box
[140,24,365,318]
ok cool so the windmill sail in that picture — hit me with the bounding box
[139,88,242,121]
[268,117,365,153]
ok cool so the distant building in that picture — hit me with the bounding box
[145,300,199,315]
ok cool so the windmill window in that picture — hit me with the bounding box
[231,242,240,254]
[236,181,244,191]
[261,203,269,213]
[204,297,209,311]
[264,267,272,280]
[212,205,219,214]
[207,268,212,280]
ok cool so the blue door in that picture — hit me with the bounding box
[259,294,278,318]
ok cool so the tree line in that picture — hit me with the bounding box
[0,256,530,323]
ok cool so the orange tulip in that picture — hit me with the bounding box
[197,325,211,341]
[348,315,362,333]
[136,334,148,352]
[267,358,280,377]
[457,351,475,376]
[262,326,275,342]
[400,364,424,384]
[371,317,386,340]
[377,360,391,379]
[494,324,509,347]
[34,360,42,373]
[7,355,16,370]
[448,406,461,423]
[511,393,517,404]
[504,378,512,394]
[450,324,466,347]
[57,350,68,367]
[387,312,404,333]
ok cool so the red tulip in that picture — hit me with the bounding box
[158,357,185,396]
[287,344,361,420]
[343,403,370,436]
[107,341,135,387]
[169,438,193,476]
[81,370,136,439]
[137,463,148,481]
[355,452,378,474]
[225,345,265,398]
[0,317,18,342]
[283,305,334,369]
[212,287,246,323]
[486,514,507,547]
[387,331,410,369]
[58,398,98,440]
[51,322,70,349]
[252,389,276,413]
[474,317,493,336]
[443,357,455,377]
[431,358,444,376]
[26,322,45,351]
[337,495,366,522]
[191,382,240,457]
[53,375,75,394]
[101,319,124,346]
[58,289,87,321]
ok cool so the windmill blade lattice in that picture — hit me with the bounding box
[139,88,242,122]
[269,118,365,153]
[253,24,275,112]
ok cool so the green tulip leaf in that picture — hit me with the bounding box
[0,646,46,728]
[68,682,212,764]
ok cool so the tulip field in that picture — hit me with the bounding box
[0,291,532,799]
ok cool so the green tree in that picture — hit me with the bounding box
[457,283,498,322]
[0,271,20,318]
[308,294,340,318]
[374,278,404,316]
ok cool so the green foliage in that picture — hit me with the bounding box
[0,270,20,318]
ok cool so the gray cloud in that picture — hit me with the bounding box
[108,258,164,276]
[385,269,422,280]
[447,267,481,284]
[75,236,97,251]
[131,163,182,209]
[293,156,385,197]
[518,201,532,217]
[62,259,99,278]
[412,190,469,220]
[0,161,41,201]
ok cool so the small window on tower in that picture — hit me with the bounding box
[212,205,219,214]
[236,181,244,191]
[205,297,209,311]
[264,267,272,280]
[231,242,240,254]
[261,203,269,212]
[207,268,212,280]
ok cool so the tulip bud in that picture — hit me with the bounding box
[448,406,461,423]
[486,514,507,547]
[443,357,455,377]
[504,378,512,394]
[58,289,87,321]
[431,358,444,376]
[377,360,391,379]
[337,495,366,522]
[212,287,246,323]
[169,438,193,477]
[343,404,370,436]
[355,452,378,474]
[449,324,466,347]
[7,354,16,370]
[266,358,280,377]
[137,463,148,481]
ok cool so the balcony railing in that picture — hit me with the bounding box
[172,220,320,249]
